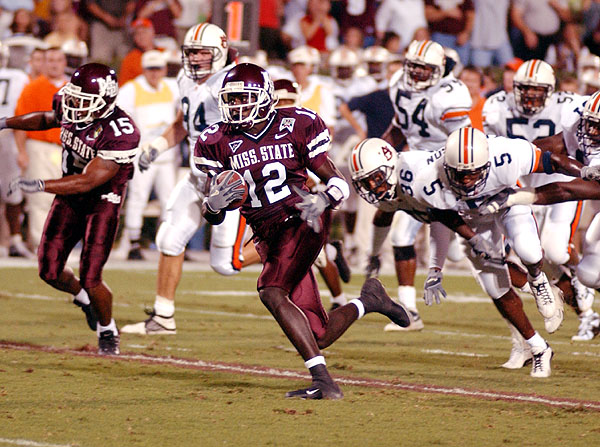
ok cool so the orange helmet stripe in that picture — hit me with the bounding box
[193,23,207,41]
[592,92,600,113]
[527,60,538,79]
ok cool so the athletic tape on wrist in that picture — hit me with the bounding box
[304,355,326,369]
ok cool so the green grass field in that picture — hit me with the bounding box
[1,263,600,447]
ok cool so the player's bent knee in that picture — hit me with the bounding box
[543,244,569,267]
[393,245,416,262]
[512,236,542,266]
[577,258,600,289]
[156,222,187,256]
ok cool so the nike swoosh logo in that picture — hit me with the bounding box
[306,389,319,395]
[85,135,95,141]
[274,132,288,139]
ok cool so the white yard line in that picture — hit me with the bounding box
[0,438,73,447]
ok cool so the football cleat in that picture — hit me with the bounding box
[120,309,176,335]
[330,240,351,283]
[527,272,556,319]
[530,344,553,378]
[98,330,120,355]
[360,278,411,328]
[73,299,98,331]
[285,380,343,400]
[543,285,564,334]
[127,247,144,260]
[571,312,600,341]
[502,332,532,369]
[571,276,595,313]
[384,309,424,332]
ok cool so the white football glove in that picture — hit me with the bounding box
[467,234,505,266]
[423,268,447,306]
[8,177,45,195]
[205,172,245,213]
[477,188,515,216]
[581,165,600,181]
[138,136,169,172]
[292,185,331,233]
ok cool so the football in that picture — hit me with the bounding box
[214,170,248,210]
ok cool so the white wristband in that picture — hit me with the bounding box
[507,187,536,207]
[150,135,170,154]
[326,176,350,201]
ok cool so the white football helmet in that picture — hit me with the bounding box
[61,39,88,76]
[444,47,462,78]
[403,40,445,90]
[288,45,320,68]
[349,138,398,204]
[577,91,600,156]
[182,23,228,81]
[578,54,600,93]
[361,45,390,81]
[513,59,555,116]
[443,127,490,198]
[328,46,360,81]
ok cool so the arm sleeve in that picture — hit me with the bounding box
[428,221,452,270]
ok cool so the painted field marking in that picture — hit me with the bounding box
[421,348,489,358]
[2,341,600,412]
[0,438,72,447]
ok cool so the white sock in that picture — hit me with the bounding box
[97,318,118,336]
[73,288,90,305]
[10,234,23,245]
[154,295,175,317]
[304,355,326,369]
[519,282,532,294]
[350,299,365,319]
[398,285,417,311]
[526,331,547,354]
[330,293,347,306]
[127,227,142,242]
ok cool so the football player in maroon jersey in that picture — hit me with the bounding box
[4,63,140,355]
[195,63,411,400]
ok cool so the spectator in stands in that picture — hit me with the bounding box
[340,26,365,53]
[337,0,378,47]
[86,0,135,65]
[43,10,82,47]
[485,57,523,97]
[3,8,38,39]
[459,65,485,130]
[14,46,68,250]
[260,0,288,61]
[119,18,158,86]
[116,50,179,260]
[375,0,428,54]
[425,0,474,65]
[470,0,513,68]
[26,46,46,79]
[300,0,339,54]
[133,0,181,40]
[510,0,571,61]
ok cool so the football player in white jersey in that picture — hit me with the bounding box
[482,59,596,341]
[480,90,600,340]
[374,39,472,331]
[353,128,583,377]
[0,41,34,258]
[349,131,577,377]
[121,23,248,335]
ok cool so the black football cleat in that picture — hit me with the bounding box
[285,380,343,400]
[331,240,351,283]
[98,330,120,355]
[73,299,98,331]
[360,278,410,328]
[127,246,144,261]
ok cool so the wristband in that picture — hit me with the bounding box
[506,187,536,207]
[325,176,349,207]
[0,117,6,130]
[151,135,170,154]
[541,151,554,174]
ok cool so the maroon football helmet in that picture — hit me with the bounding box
[61,63,119,124]
[273,79,301,108]
[218,63,275,130]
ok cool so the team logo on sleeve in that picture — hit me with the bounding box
[280,118,295,133]
[229,140,243,153]
[93,125,103,139]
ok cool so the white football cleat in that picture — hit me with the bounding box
[572,276,595,313]
[530,344,553,378]
[571,312,600,341]
[121,310,176,335]
[502,331,532,369]
[384,309,424,332]
[543,286,564,334]
[528,272,556,319]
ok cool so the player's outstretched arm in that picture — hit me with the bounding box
[534,149,584,177]
[1,111,59,131]
[138,110,188,172]
[44,157,120,195]
[532,132,566,155]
